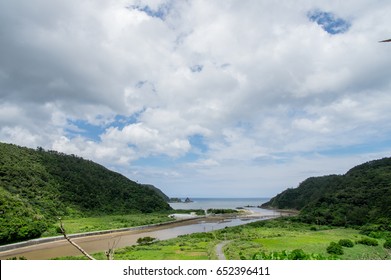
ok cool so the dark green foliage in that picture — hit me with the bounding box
[187,232,215,240]
[383,239,391,249]
[142,184,170,201]
[171,209,205,216]
[137,236,157,245]
[207,208,238,214]
[327,242,344,255]
[356,237,379,246]
[338,239,354,248]
[263,175,343,210]
[359,223,391,239]
[0,142,171,245]
[252,249,330,260]
[6,256,27,260]
[262,157,391,227]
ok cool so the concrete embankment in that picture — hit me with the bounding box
[0,217,202,253]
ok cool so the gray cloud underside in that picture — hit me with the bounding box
[1,0,391,196]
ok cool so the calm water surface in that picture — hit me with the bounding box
[170,197,275,214]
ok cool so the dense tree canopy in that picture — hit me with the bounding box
[0,142,171,245]
[262,158,391,227]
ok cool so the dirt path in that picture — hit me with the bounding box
[215,241,230,260]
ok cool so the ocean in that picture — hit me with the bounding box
[169,197,276,215]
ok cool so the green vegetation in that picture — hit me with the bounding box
[170,209,205,216]
[0,142,172,245]
[222,218,390,260]
[326,242,344,255]
[384,239,391,249]
[55,231,219,260]
[41,213,175,237]
[252,249,329,260]
[55,217,391,260]
[338,239,354,247]
[137,236,157,245]
[207,209,239,215]
[356,237,379,246]
[262,157,391,227]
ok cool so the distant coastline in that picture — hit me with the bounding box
[168,197,193,203]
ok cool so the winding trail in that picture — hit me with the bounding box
[215,241,230,260]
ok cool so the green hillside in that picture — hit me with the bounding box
[262,157,391,227]
[0,142,171,245]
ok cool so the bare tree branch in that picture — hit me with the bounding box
[105,237,120,260]
[59,218,96,260]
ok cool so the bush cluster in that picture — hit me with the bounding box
[326,242,344,255]
[338,239,354,248]
[356,237,379,246]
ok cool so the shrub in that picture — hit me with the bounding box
[338,239,354,248]
[356,237,378,246]
[327,242,344,255]
[136,236,156,245]
[289,249,307,260]
[383,239,391,249]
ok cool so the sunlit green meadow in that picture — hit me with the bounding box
[41,213,176,237]
[54,218,391,260]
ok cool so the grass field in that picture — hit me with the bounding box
[54,217,391,260]
[41,209,207,237]
[223,222,389,260]
[41,213,176,237]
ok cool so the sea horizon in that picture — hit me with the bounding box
[169,197,272,213]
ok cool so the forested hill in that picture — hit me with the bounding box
[0,142,171,244]
[262,157,391,226]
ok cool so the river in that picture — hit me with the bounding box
[0,198,281,260]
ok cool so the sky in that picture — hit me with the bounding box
[1,0,391,198]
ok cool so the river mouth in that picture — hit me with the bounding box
[0,209,282,260]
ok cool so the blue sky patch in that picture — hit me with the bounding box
[308,10,351,34]
[66,114,141,141]
[110,114,141,130]
[190,64,203,73]
[66,119,106,141]
[189,134,208,153]
[129,3,172,20]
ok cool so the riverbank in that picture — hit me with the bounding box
[54,217,391,260]
[0,210,282,260]
[0,210,251,253]
[0,216,202,253]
